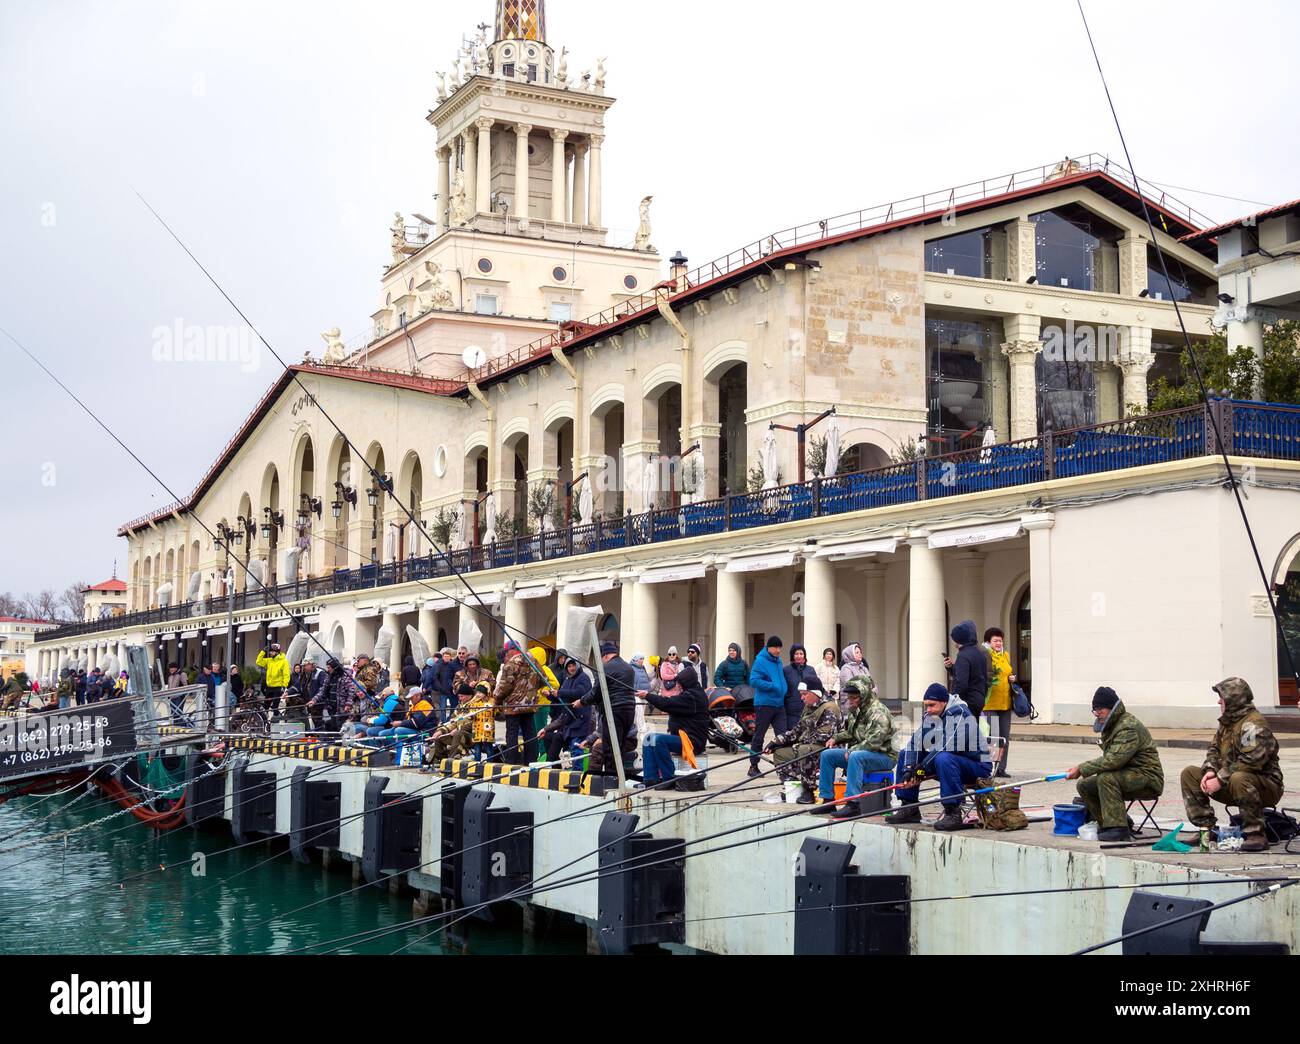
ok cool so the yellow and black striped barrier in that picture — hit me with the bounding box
[158,725,204,738]
[227,734,391,767]
[436,758,617,797]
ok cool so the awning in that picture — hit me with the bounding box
[178,630,200,640]
[562,578,619,596]
[237,622,264,634]
[423,597,456,611]
[387,603,416,615]
[928,521,1023,550]
[513,585,554,601]
[638,563,708,585]
[268,618,292,628]
[158,632,177,640]
[725,551,796,574]
[354,606,383,619]
[814,538,898,560]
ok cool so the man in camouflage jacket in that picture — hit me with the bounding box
[768,686,840,803]
[1180,678,1283,851]
[1067,687,1164,842]
[815,678,898,817]
[495,642,539,764]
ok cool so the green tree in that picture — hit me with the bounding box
[1149,320,1300,413]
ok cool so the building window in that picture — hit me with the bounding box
[1036,347,1096,432]
[548,301,572,322]
[924,226,1006,279]
[527,64,538,82]
[925,315,997,446]
[623,274,638,290]
[477,257,493,274]
[475,293,499,316]
[1030,205,1121,293]
[552,265,568,283]
[502,62,515,78]
[1146,246,1214,304]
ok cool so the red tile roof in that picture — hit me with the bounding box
[84,579,127,593]
[0,617,55,626]
[1180,197,1300,245]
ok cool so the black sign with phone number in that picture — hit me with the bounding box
[0,701,138,781]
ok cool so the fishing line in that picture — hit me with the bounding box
[1073,876,1300,955]
[131,193,601,708]
[602,876,1300,939]
[1075,0,1300,689]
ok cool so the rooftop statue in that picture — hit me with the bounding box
[636,195,654,251]
[321,327,346,365]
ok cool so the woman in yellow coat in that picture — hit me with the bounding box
[529,647,559,761]
[983,627,1015,777]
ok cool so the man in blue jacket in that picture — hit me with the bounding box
[889,683,991,831]
[945,620,988,719]
[747,635,788,778]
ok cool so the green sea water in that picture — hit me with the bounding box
[0,785,584,955]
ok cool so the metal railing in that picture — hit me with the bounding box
[52,399,1295,648]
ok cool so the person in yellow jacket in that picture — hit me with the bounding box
[465,680,498,761]
[256,643,291,720]
[982,627,1015,777]
[530,647,559,760]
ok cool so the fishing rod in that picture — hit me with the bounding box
[601,876,1300,941]
[130,196,603,719]
[252,741,790,935]
[1075,0,1300,690]
[1073,877,1300,955]
[281,745,824,954]
[306,746,876,954]
[319,771,1063,954]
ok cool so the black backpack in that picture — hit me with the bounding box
[1229,808,1299,844]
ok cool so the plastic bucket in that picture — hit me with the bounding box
[833,780,846,802]
[1053,803,1087,836]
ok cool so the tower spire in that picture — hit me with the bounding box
[495,0,546,43]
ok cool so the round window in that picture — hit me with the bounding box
[477,257,493,274]
[433,446,448,479]
[623,274,639,290]
[502,45,514,58]
[552,266,568,283]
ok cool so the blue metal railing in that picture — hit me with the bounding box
[39,400,1298,645]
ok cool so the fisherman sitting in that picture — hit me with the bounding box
[1066,687,1164,842]
[766,682,840,805]
[889,683,991,832]
[363,686,404,740]
[1179,678,1283,852]
[813,677,897,818]
[425,706,473,764]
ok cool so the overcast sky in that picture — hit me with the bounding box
[1,0,1297,596]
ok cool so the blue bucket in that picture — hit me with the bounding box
[1053,803,1087,836]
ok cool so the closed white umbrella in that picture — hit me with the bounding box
[458,617,483,657]
[286,631,310,667]
[643,455,660,509]
[186,571,203,602]
[578,476,594,525]
[283,547,302,583]
[156,582,174,607]
[824,414,842,478]
[484,493,498,544]
[385,523,399,563]
[405,625,430,668]
[761,431,779,490]
[981,423,997,463]
[373,626,395,670]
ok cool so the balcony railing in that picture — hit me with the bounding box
[42,399,1300,646]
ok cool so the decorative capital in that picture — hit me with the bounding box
[549,127,569,142]
[1000,339,1043,360]
[1118,351,1155,377]
[514,122,533,136]
[475,116,495,133]
[588,133,605,148]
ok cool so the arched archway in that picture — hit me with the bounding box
[642,380,682,509]
[397,450,424,560]
[363,443,387,565]
[591,399,625,516]
[1011,583,1032,697]
[1273,536,1300,706]
[260,463,283,584]
[502,431,530,529]
[292,433,317,578]
[842,441,892,475]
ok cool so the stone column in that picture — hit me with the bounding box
[1118,327,1155,415]
[1119,235,1148,297]
[1005,218,1037,283]
[458,600,480,655]
[587,133,604,228]
[1023,513,1055,722]
[503,592,528,649]
[1089,361,1121,423]
[632,579,658,660]
[513,123,532,229]
[1001,314,1043,441]
[436,145,451,235]
[802,555,837,665]
[418,605,437,660]
[714,566,746,659]
[549,129,568,223]
[1226,316,1266,398]
[381,611,401,663]
[619,578,637,654]
[985,344,1010,443]
[462,132,477,216]
[571,140,588,226]
[957,550,984,634]
[475,118,493,216]
[907,536,946,703]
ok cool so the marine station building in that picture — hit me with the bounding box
[29,1,1300,728]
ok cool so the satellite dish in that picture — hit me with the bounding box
[462,345,487,369]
